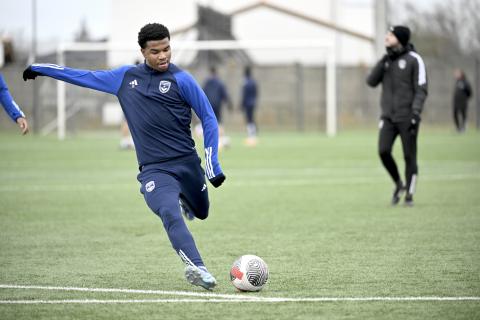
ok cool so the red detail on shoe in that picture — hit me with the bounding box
[230,267,244,280]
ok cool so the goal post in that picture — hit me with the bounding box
[53,39,336,139]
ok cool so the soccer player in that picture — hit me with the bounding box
[23,23,225,290]
[203,66,232,149]
[452,68,472,133]
[241,66,259,146]
[366,26,428,206]
[0,73,29,135]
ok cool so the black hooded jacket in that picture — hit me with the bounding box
[366,44,428,122]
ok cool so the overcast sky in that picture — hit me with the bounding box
[0,0,442,52]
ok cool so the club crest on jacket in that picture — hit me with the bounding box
[159,80,171,93]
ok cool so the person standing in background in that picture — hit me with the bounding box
[203,66,232,149]
[241,66,258,147]
[366,26,428,207]
[452,68,472,133]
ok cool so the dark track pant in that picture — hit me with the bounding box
[137,154,209,267]
[378,118,419,195]
[453,106,467,132]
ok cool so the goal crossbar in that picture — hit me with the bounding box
[54,39,336,139]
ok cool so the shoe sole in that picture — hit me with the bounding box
[404,200,414,207]
[185,266,216,290]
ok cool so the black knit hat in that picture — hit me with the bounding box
[390,25,410,47]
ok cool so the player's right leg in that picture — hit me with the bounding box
[453,107,462,132]
[176,157,217,290]
[398,121,419,207]
[378,119,403,204]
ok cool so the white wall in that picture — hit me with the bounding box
[108,0,375,66]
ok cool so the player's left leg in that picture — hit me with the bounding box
[453,107,462,132]
[398,121,419,206]
[138,168,216,290]
[460,105,467,132]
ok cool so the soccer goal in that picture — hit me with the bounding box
[51,39,336,139]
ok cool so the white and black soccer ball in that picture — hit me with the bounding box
[230,255,269,292]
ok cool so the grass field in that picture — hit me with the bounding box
[0,128,479,319]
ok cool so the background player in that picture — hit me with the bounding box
[203,66,232,150]
[241,66,259,146]
[452,68,472,133]
[366,26,428,206]
[23,23,225,290]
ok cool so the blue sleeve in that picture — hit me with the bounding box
[0,74,25,122]
[30,63,133,95]
[175,71,223,179]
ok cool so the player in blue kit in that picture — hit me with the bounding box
[0,73,29,135]
[23,23,225,290]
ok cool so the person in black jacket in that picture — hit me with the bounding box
[452,68,472,132]
[366,26,428,206]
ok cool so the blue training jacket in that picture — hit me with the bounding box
[30,62,222,180]
[0,73,25,122]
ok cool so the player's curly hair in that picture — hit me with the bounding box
[138,23,170,49]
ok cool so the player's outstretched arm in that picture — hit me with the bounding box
[176,71,226,188]
[23,64,134,95]
[0,74,28,135]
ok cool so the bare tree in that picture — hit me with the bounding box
[400,0,480,58]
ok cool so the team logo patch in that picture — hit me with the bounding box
[398,59,406,69]
[159,80,171,93]
[146,181,155,192]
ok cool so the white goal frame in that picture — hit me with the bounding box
[53,39,336,139]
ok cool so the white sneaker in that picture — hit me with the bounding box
[184,265,217,290]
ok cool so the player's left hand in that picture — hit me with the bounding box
[409,113,421,134]
[16,117,29,135]
[411,112,421,126]
[209,173,226,188]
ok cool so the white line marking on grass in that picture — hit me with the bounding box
[1,173,479,191]
[0,284,258,300]
[0,299,252,304]
[1,284,479,304]
[1,297,480,304]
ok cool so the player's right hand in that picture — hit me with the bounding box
[23,66,41,81]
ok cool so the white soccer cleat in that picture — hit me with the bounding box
[179,199,195,221]
[184,265,217,291]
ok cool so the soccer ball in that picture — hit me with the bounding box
[230,255,269,292]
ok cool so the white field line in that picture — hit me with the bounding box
[1,297,480,304]
[0,173,479,192]
[1,284,479,304]
[0,284,257,300]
